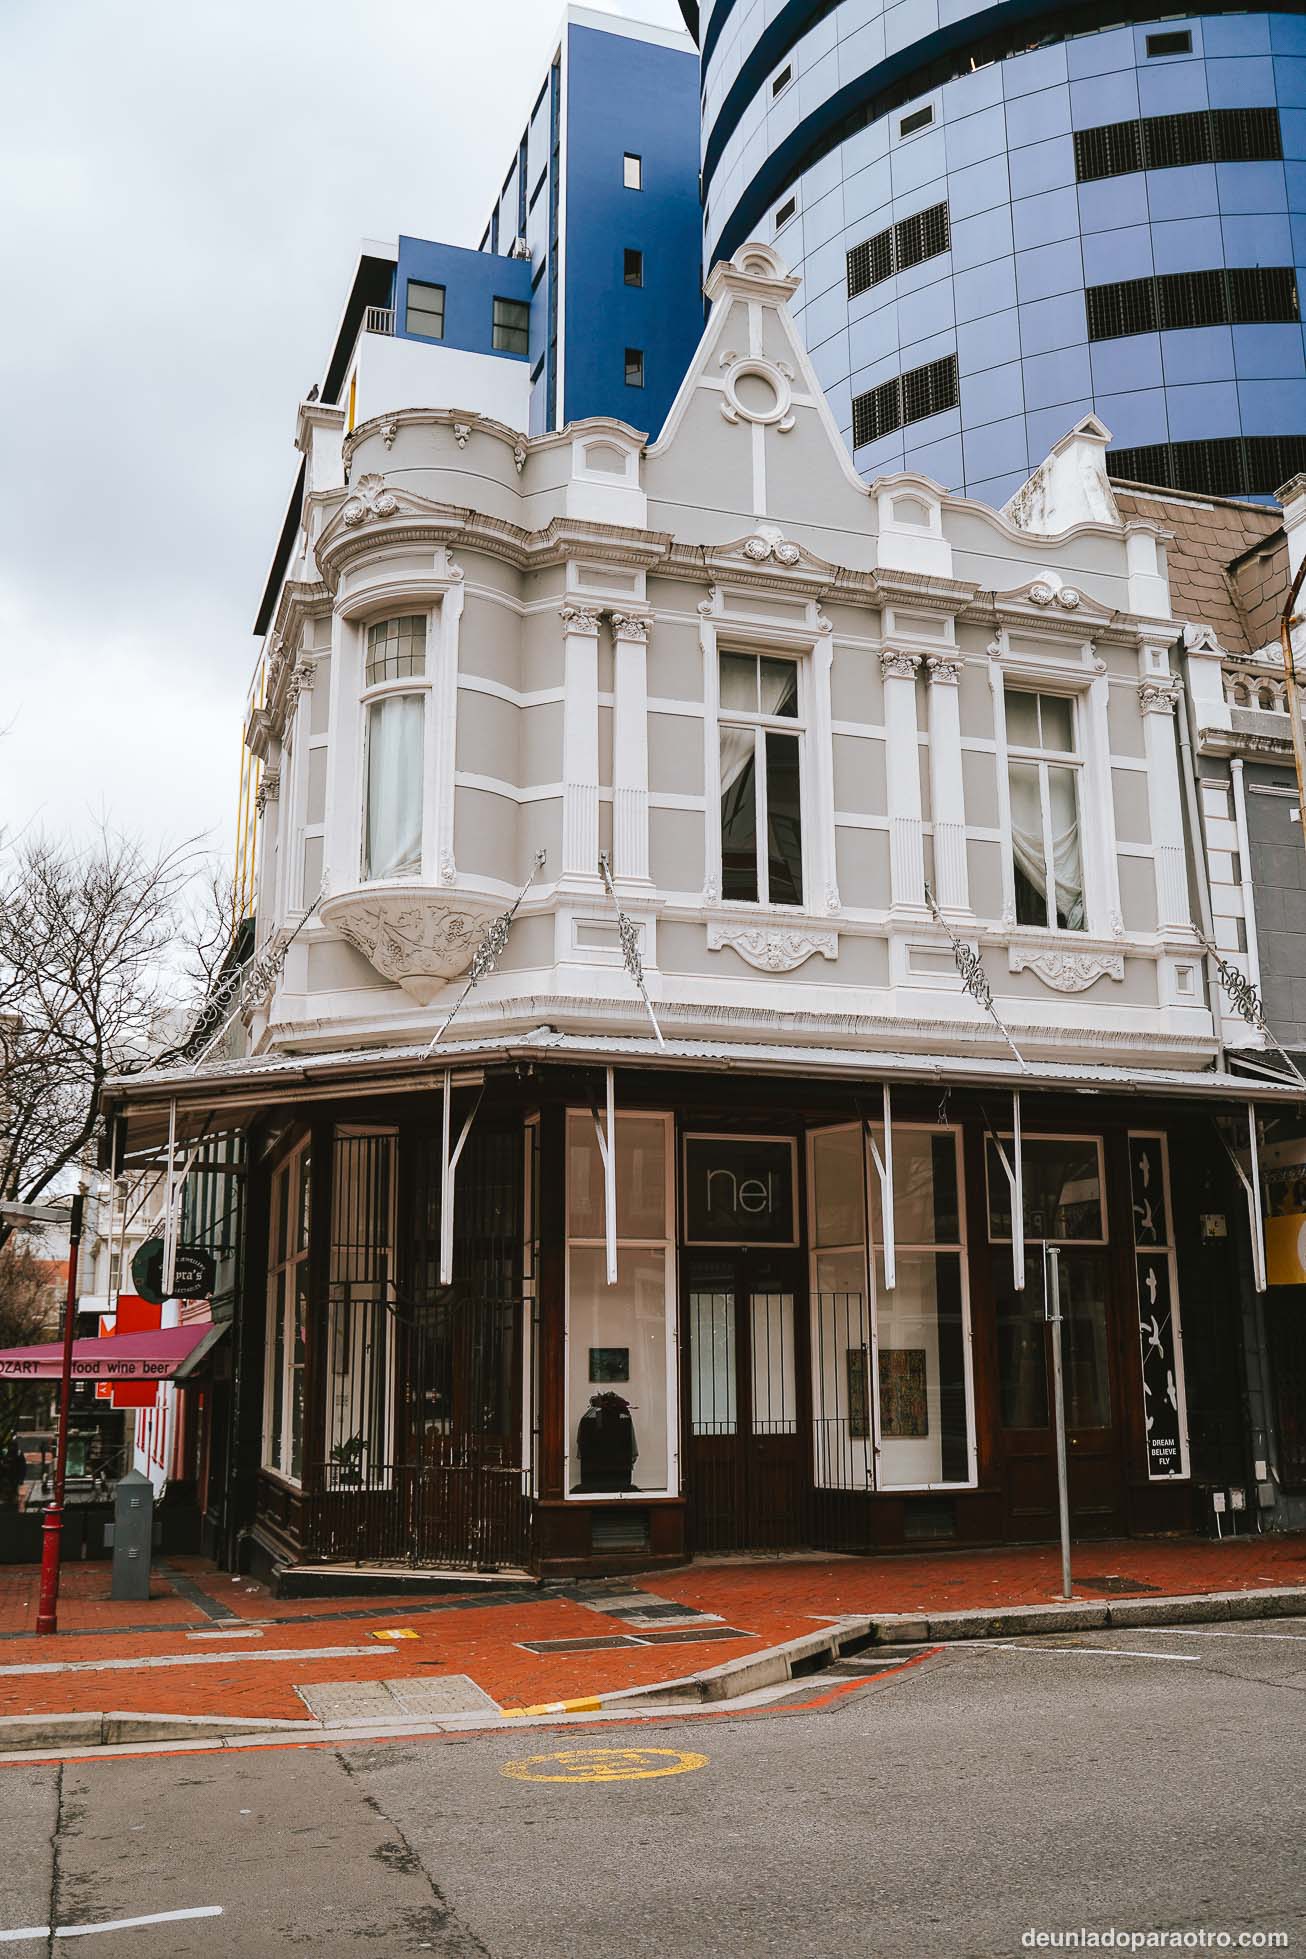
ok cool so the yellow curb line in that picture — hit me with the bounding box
[501,1696,603,1718]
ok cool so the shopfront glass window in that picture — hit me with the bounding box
[325,1128,397,1485]
[264,1138,311,1483]
[566,1113,673,1495]
[808,1122,973,1490]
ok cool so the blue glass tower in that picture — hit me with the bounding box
[684,2,1306,504]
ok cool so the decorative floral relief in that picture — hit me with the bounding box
[1027,581,1082,610]
[707,923,838,972]
[341,473,399,527]
[380,421,399,451]
[742,533,801,566]
[452,423,471,449]
[1008,946,1125,991]
[321,890,503,1004]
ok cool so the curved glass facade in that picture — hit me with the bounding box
[695,4,1306,502]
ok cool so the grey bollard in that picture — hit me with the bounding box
[110,1469,154,1602]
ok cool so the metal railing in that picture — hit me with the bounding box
[304,1442,532,1571]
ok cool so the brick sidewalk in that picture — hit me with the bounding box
[0,1535,1302,1728]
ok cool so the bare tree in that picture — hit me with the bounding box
[0,827,219,1255]
[0,1240,57,1477]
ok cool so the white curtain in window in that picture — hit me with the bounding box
[365,694,423,880]
[1009,763,1084,929]
[719,664,795,798]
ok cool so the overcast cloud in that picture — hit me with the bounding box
[0,0,683,861]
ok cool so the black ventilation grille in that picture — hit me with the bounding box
[1075,106,1282,183]
[1086,266,1299,341]
[1109,434,1306,499]
[853,353,959,448]
[848,201,950,298]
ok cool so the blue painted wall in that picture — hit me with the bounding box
[699,4,1306,503]
[394,236,532,360]
[562,23,704,435]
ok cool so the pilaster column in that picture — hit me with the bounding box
[560,605,601,877]
[1138,675,1189,931]
[881,650,925,908]
[925,656,969,911]
[610,613,651,882]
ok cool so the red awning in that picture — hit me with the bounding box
[0,1323,219,1382]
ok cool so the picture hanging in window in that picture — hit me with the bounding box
[589,1346,630,1383]
[879,1349,929,1438]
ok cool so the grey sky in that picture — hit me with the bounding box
[0,0,683,860]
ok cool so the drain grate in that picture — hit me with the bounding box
[517,1635,645,1654]
[634,1625,749,1645]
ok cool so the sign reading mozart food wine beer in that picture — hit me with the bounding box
[682,1136,796,1244]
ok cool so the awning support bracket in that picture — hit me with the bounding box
[440,1070,484,1286]
[983,1092,1025,1291]
[865,1084,896,1292]
[589,1067,618,1285]
[1214,1105,1267,1294]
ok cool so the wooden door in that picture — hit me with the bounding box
[995,1247,1124,1537]
[685,1250,805,1551]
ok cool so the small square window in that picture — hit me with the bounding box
[492,296,530,355]
[625,347,644,387]
[623,153,642,190]
[772,64,792,98]
[899,104,933,138]
[624,248,644,287]
[1146,30,1192,56]
[774,195,797,232]
[405,280,445,340]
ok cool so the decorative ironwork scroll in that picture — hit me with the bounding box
[924,882,1028,1070]
[428,850,547,1049]
[599,851,665,1047]
[1196,928,1306,1091]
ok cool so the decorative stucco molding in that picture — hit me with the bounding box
[452,423,471,449]
[1008,946,1125,991]
[1138,680,1182,716]
[380,421,399,451]
[742,532,801,566]
[925,656,962,686]
[880,650,922,680]
[255,767,280,814]
[559,604,602,634]
[610,612,651,642]
[1028,580,1082,610]
[719,356,796,433]
[707,923,838,972]
[320,890,504,1005]
[341,473,399,527]
[1184,622,1223,654]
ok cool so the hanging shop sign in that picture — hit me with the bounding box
[682,1136,797,1245]
[1129,1133,1187,1479]
[1259,1134,1306,1286]
[130,1239,216,1306]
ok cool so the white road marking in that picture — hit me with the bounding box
[0,1905,222,1942]
[0,1644,396,1679]
[1175,1627,1306,1642]
[992,1644,1201,1662]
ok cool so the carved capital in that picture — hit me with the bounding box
[1138,680,1181,716]
[559,604,602,635]
[925,656,962,686]
[880,649,922,681]
[255,767,280,814]
[610,612,651,643]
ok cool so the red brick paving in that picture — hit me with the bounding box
[0,1535,1301,1728]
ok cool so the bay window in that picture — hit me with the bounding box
[1005,687,1085,931]
[363,614,426,882]
[718,650,804,906]
[566,1112,675,1496]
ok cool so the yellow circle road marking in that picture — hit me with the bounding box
[501,1746,708,1784]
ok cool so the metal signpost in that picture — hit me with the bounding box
[1045,1245,1073,1602]
[1,1195,85,1635]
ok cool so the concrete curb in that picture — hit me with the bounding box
[596,1585,1306,1709]
[0,1710,313,1753]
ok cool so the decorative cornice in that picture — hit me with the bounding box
[706,923,838,972]
[880,649,922,680]
[1009,946,1125,991]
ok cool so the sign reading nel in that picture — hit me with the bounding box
[683,1136,796,1245]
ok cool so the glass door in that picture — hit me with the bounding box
[685,1250,804,1551]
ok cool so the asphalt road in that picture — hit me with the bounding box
[2,1618,1304,1958]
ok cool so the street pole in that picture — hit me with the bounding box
[1046,1245,1073,1602]
[36,1192,85,1637]
[1278,549,1306,845]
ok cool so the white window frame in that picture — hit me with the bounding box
[563,1109,678,1503]
[715,647,808,910]
[357,610,433,885]
[263,1135,311,1486]
[623,152,642,190]
[807,1121,977,1493]
[1004,685,1086,933]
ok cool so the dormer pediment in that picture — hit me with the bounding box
[706,525,843,590]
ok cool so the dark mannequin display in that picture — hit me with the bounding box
[575,1391,638,1491]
